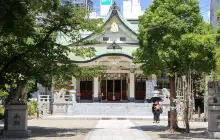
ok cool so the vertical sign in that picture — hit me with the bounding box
[146,80,154,99]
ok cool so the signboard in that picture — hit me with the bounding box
[108,56,121,60]
[146,80,155,99]
[101,0,112,5]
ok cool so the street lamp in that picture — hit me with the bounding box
[130,63,135,73]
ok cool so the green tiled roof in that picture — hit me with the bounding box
[56,3,139,62]
[68,44,138,62]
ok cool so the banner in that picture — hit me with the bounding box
[146,80,156,99]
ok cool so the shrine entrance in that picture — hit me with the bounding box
[80,78,93,100]
[101,73,127,102]
[135,76,147,100]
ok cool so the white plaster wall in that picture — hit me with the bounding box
[94,28,137,44]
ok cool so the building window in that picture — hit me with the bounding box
[120,37,126,41]
[103,37,109,41]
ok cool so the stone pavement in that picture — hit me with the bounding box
[0,119,218,140]
[134,120,219,140]
[85,120,151,140]
[0,119,98,140]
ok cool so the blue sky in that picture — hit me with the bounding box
[93,0,210,21]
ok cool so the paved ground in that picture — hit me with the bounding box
[85,120,151,140]
[0,119,98,140]
[134,120,219,140]
[0,119,218,140]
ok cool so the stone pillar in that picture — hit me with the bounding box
[93,77,99,102]
[129,72,135,102]
[206,81,220,138]
[126,74,130,98]
[76,79,80,92]
[72,76,77,90]
[3,105,31,137]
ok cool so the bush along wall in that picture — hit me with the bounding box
[28,101,37,116]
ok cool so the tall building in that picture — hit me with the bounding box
[100,0,113,17]
[123,0,143,19]
[210,0,220,28]
[61,0,94,11]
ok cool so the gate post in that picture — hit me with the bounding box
[206,81,220,138]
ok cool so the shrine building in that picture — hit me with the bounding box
[55,2,170,102]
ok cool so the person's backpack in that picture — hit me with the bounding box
[155,104,161,110]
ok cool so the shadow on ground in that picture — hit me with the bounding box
[0,125,99,139]
[130,124,168,132]
[131,125,208,139]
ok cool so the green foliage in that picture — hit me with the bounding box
[134,0,216,131]
[0,105,4,118]
[192,73,205,95]
[0,0,103,94]
[0,89,8,100]
[28,101,37,116]
[212,9,220,83]
[27,80,38,99]
[134,0,216,77]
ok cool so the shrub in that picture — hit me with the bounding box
[28,101,37,116]
[0,105,4,119]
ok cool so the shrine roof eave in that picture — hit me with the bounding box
[67,43,139,47]
[71,53,133,63]
[80,3,137,41]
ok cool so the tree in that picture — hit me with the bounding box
[0,0,103,93]
[134,0,216,132]
[0,0,103,130]
[213,10,220,84]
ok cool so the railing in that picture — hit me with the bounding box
[37,93,77,116]
[38,95,51,102]
[37,95,53,117]
[38,95,74,102]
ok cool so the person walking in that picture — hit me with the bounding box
[152,101,162,123]
[152,102,157,123]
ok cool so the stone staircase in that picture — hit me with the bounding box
[66,103,169,117]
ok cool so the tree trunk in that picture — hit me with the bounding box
[169,76,178,131]
[185,94,190,133]
[3,97,8,130]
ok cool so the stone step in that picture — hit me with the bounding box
[67,103,170,116]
